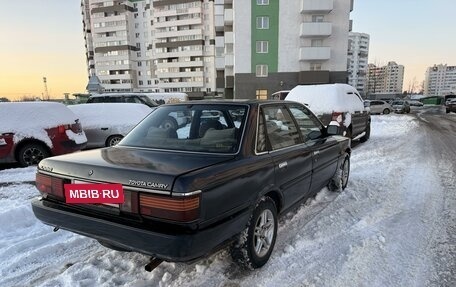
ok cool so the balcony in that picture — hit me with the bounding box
[301,0,333,14]
[299,47,331,61]
[224,9,233,25]
[300,22,332,37]
[225,32,234,44]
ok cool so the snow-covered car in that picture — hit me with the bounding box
[408,100,424,107]
[87,93,159,108]
[286,84,371,142]
[68,103,152,148]
[0,102,87,166]
[32,100,351,270]
[367,100,392,114]
[391,100,411,114]
[446,99,456,113]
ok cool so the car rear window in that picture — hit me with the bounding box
[119,104,248,154]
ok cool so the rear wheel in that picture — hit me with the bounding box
[383,108,390,114]
[328,154,350,192]
[231,197,278,269]
[106,135,123,147]
[17,143,49,167]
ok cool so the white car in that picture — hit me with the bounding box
[368,100,392,114]
[69,103,152,148]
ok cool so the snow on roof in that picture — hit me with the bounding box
[68,103,152,134]
[286,84,364,115]
[0,102,80,146]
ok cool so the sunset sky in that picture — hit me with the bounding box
[0,0,455,100]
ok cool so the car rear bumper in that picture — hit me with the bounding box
[31,198,250,262]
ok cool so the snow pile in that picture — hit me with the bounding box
[0,102,81,147]
[69,103,152,135]
[286,84,364,115]
[0,166,36,183]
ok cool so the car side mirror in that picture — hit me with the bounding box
[308,130,322,140]
[326,125,341,136]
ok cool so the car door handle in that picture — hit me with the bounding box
[101,128,108,131]
[313,151,320,156]
[278,162,288,169]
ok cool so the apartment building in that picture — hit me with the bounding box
[424,64,456,97]
[82,0,354,99]
[347,32,369,97]
[366,61,404,99]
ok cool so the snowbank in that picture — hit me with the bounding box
[286,84,364,115]
[0,102,81,147]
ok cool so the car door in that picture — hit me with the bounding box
[287,104,341,194]
[350,93,369,136]
[260,104,312,210]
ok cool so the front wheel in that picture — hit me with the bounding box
[231,197,278,269]
[328,154,350,192]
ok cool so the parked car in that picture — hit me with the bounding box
[408,100,424,107]
[68,103,152,148]
[446,99,456,113]
[367,100,392,114]
[87,93,159,108]
[0,102,87,166]
[391,100,411,113]
[32,100,351,270]
[286,84,371,142]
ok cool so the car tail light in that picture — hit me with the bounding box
[58,125,70,134]
[139,193,200,222]
[332,112,343,124]
[120,190,139,213]
[36,173,65,199]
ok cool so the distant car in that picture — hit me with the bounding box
[446,99,456,113]
[368,100,392,114]
[408,100,424,107]
[391,100,411,114]
[68,103,152,148]
[286,84,371,142]
[87,93,159,108]
[32,100,351,270]
[0,102,87,166]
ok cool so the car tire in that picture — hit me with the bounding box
[328,154,350,192]
[17,143,50,167]
[359,122,370,143]
[106,135,123,147]
[160,116,178,130]
[231,196,278,270]
[383,108,390,114]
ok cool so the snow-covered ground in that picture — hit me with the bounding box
[0,114,454,287]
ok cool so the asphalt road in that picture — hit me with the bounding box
[415,106,456,287]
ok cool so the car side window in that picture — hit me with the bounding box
[288,105,322,141]
[262,105,300,150]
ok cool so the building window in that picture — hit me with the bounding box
[256,65,268,77]
[256,16,269,29]
[312,15,325,22]
[139,80,143,85]
[256,41,269,53]
[256,89,268,100]
[310,63,322,71]
[257,0,269,5]
[311,39,323,47]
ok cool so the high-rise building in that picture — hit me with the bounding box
[367,61,404,99]
[347,32,369,97]
[424,64,456,97]
[81,0,354,99]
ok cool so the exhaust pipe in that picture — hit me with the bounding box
[145,258,163,272]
